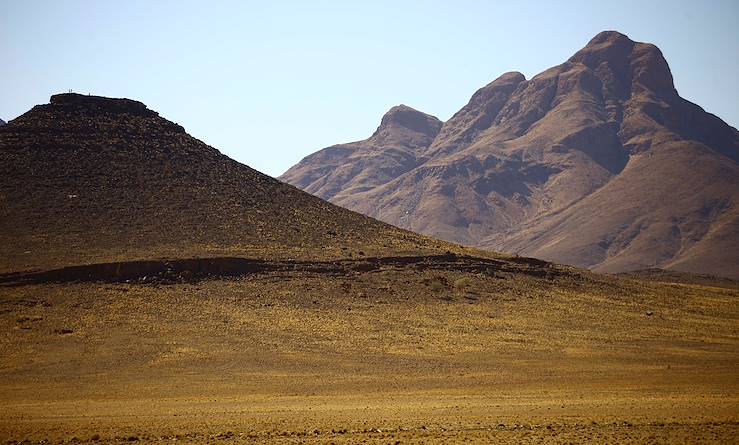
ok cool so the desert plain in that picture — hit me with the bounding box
[1,261,737,444]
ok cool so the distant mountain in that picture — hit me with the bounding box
[281,31,739,278]
[282,104,441,202]
[0,94,451,273]
[0,119,5,126]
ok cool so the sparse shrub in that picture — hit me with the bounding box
[423,275,448,293]
[453,277,473,293]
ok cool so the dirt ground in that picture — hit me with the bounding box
[1,268,737,443]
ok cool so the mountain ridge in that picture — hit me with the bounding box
[281,31,739,279]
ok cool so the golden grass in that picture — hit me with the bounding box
[0,269,737,443]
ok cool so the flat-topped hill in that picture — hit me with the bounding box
[0,94,457,273]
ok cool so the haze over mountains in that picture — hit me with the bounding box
[282,31,739,279]
[0,94,456,274]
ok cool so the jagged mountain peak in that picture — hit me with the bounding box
[491,71,526,83]
[280,104,443,202]
[375,104,442,138]
[569,30,635,67]
[585,30,634,47]
[426,71,527,159]
[568,31,675,96]
[471,71,527,102]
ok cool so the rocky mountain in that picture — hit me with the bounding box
[284,105,442,202]
[281,31,739,279]
[0,119,5,126]
[0,94,453,273]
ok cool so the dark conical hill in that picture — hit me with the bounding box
[0,94,453,273]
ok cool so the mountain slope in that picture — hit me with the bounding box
[0,94,454,273]
[281,105,442,204]
[281,31,739,278]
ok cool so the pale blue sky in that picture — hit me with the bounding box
[2,0,737,176]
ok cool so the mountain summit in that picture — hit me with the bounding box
[281,31,739,278]
[376,104,442,139]
[280,104,442,204]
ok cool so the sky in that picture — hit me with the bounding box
[2,0,737,177]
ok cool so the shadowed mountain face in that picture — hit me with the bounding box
[0,94,454,273]
[281,31,739,279]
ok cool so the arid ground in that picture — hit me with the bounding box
[1,263,737,444]
[2,25,738,445]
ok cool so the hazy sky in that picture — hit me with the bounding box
[2,0,737,176]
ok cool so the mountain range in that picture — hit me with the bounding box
[281,31,739,279]
[1,35,738,443]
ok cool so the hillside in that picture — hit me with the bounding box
[281,31,739,279]
[0,94,460,274]
[1,91,737,444]
[284,104,442,201]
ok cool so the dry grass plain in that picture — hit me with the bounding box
[1,267,738,444]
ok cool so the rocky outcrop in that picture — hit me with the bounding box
[0,253,563,286]
[49,93,158,117]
